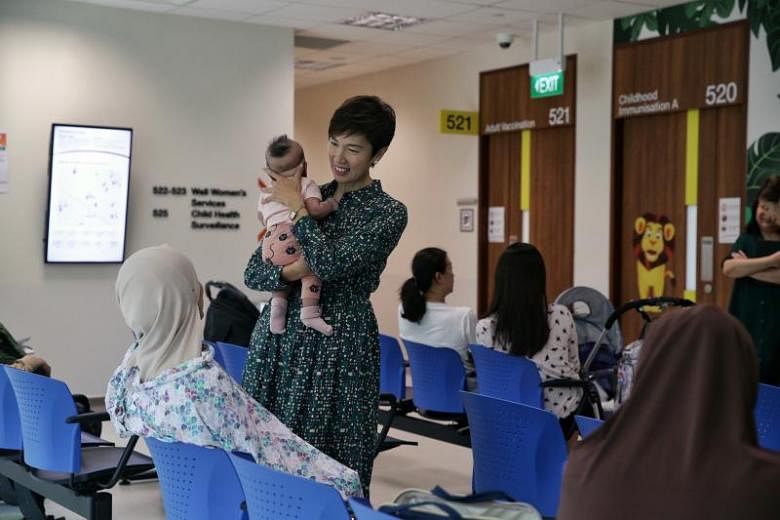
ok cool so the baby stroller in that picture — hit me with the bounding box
[555,287,623,400]
[549,292,693,419]
[586,296,694,418]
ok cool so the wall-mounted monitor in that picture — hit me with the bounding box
[45,124,132,263]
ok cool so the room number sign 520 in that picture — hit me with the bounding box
[704,82,737,106]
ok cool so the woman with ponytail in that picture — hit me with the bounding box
[398,248,477,373]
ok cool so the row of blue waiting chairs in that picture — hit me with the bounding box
[574,383,780,452]
[382,334,780,451]
[147,438,399,519]
[380,335,780,517]
[0,365,155,519]
[380,334,544,414]
[0,347,399,519]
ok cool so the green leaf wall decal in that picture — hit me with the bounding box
[747,132,780,204]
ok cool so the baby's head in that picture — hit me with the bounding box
[265,134,306,178]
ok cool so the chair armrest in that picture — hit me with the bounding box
[65,411,111,424]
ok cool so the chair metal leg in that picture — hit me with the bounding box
[0,476,17,505]
[14,486,46,520]
[87,492,112,520]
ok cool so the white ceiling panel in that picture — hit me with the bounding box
[496,0,601,13]
[173,6,255,20]
[262,3,370,23]
[445,6,541,25]
[405,19,504,36]
[297,0,480,19]
[65,0,177,12]
[187,0,288,13]
[568,0,657,20]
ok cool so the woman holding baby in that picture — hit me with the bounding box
[243,95,407,494]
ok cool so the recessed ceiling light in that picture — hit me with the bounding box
[342,12,426,31]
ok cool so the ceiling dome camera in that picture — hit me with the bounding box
[497,32,514,49]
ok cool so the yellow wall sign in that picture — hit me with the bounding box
[440,110,479,135]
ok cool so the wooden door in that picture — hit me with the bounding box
[531,125,575,301]
[479,57,577,314]
[615,112,688,340]
[612,22,749,341]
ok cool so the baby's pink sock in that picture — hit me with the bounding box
[300,305,333,336]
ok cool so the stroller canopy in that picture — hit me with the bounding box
[554,286,623,355]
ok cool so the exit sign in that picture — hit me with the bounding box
[531,70,564,98]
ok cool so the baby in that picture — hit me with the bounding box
[257,135,337,336]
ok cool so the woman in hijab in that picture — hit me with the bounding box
[105,245,361,498]
[557,305,780,520]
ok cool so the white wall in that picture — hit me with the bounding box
[0,0,293,395]
[295,20,613,337]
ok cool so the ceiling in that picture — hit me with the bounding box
[61,0,682,88]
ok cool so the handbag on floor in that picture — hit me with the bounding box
[378,486,542,520]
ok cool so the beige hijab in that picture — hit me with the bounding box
[115,245,204,381]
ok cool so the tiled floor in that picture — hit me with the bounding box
[11,423,472,519]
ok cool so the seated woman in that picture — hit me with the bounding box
[557,305,780,520]
[398,247,477,374]
[475,243,582,436]
[106,245,361,498]
[0,323,50,376]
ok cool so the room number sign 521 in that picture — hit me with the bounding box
[440,110,479,135]
[548,106,571,126]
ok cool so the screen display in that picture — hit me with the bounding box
[45,124,132,263]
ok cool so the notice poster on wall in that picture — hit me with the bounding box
[718,197,741,244]
[488,206,505,243]
[45,124,132,263]
[0,131,7,193]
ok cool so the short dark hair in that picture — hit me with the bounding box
[267,134,294,160]
[328,96,396,156]
[746,175,780,235]
[486,243,550,358]
[400,248,447,323]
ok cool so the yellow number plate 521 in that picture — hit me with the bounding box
[440,110,479,135]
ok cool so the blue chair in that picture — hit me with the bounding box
[469,344,543,408]
[755,383,780,452]
[145,438,247,520]
[379,334,406,400]
[228,452,350,520]
[575,415,604,439]
[403,340,466,415]
[349,498,397,519]
[0,367,23,508]
[461,391,566,518]
[0,368,22,452]
[3,366,154,519]
[214,342,249,382]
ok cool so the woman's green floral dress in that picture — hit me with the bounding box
[243,179,407,490]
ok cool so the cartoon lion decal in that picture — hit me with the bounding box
[634,213,675,299]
